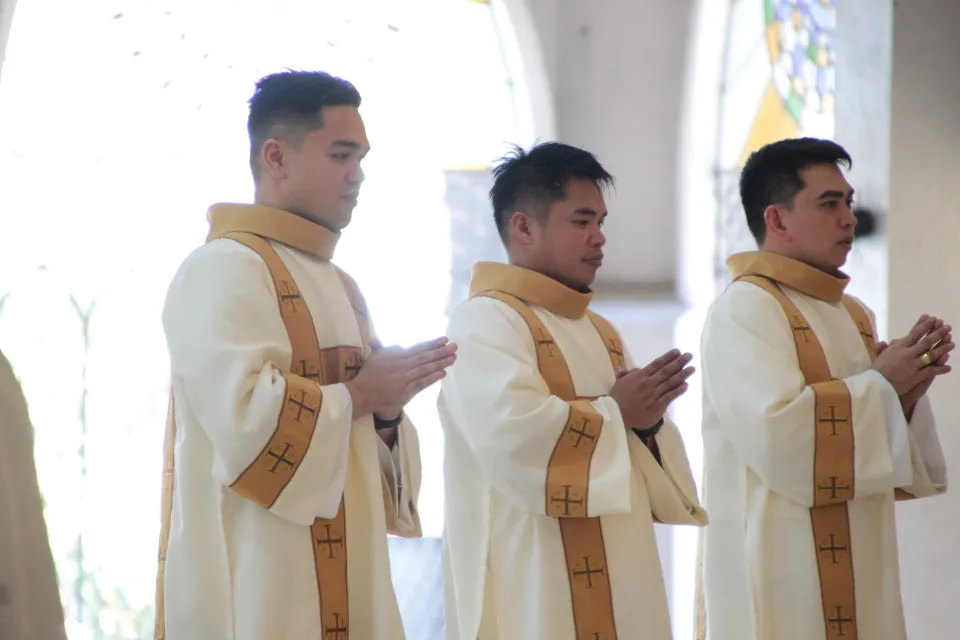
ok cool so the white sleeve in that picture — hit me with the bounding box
[898,397,948,498]
[163,240,352,526]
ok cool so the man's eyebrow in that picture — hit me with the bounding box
[817,189,854,200]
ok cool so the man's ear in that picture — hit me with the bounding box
[762,203,790,242]
[260,138,288,180]
[508,211,536,246]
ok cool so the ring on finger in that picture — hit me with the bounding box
[920,351,934,366]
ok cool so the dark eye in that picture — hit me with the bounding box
[822,200,838,210]
[332,153,350,162]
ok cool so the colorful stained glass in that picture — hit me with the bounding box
[714,0,838,292]
[766,0,836,125]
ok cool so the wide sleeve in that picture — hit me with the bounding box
[341,269,424,538]
[613,344,707,526]
[630,419,708,526]
[438,297,633,518]
[162,239,353,526]
[376,419,422,538]
[897,396,948,499]
[700,283,909,508]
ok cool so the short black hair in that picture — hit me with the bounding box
[247,70,362,178]
[490,142,614,243]
[739,137,852,244]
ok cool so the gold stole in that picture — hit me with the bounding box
[735,274,876,640]
[154,231,371,640]
[473,289,627,640]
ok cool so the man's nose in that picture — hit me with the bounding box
[347,166,364,185]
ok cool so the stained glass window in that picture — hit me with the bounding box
[713,0,837,290]
[0,1,526,638]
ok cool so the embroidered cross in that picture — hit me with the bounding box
[324,613,348,639]
[606,339,625,367]
[550,485,583,516]
[287,390,318,422]
[826,605,854,636]
[316,524,344,560]
[818,476,851,501]
[567,417,596,448]
[535,329,557,357]
[819,406,848,436]
[818,534,848,564]
[278,281,302,312]
[266,443,296,473]
[791,316,812,343]
[299,359,320,381]
[572,556,605,588]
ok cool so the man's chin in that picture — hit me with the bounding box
[569,268,596,292]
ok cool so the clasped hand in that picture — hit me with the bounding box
[609,349,695,430]
[345,337,458,420]
[873,314,953,414]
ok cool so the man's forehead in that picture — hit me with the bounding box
[313,106,370,149]
[800,163,852,193]
[557,182,607,217]
[564,178,606,202]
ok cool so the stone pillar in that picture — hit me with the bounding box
[888,2,960,638]
[444,169,506,312]
[0,0,19,81]
[834,0,893,336]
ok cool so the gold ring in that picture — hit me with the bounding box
[921,351,933,366]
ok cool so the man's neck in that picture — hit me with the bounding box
[507,257,589,293]
[759,246,842,278]
[253,194,339,233]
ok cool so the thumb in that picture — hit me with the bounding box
[875,340,888,355]
[615,367,629,379]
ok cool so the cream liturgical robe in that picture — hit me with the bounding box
[154,204,422,640]
[0,349,68,640]
[698,251,947,640]
[438,262,707,640]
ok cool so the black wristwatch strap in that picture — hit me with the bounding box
[633,418,664,442]
[374,412,404,430]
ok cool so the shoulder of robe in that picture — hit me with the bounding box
[331,263,365,297]
[586,307,614,325]
[163,238,275,309]
[704,279,790,335]
[447,295,533,343]
[842,292,876,320]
